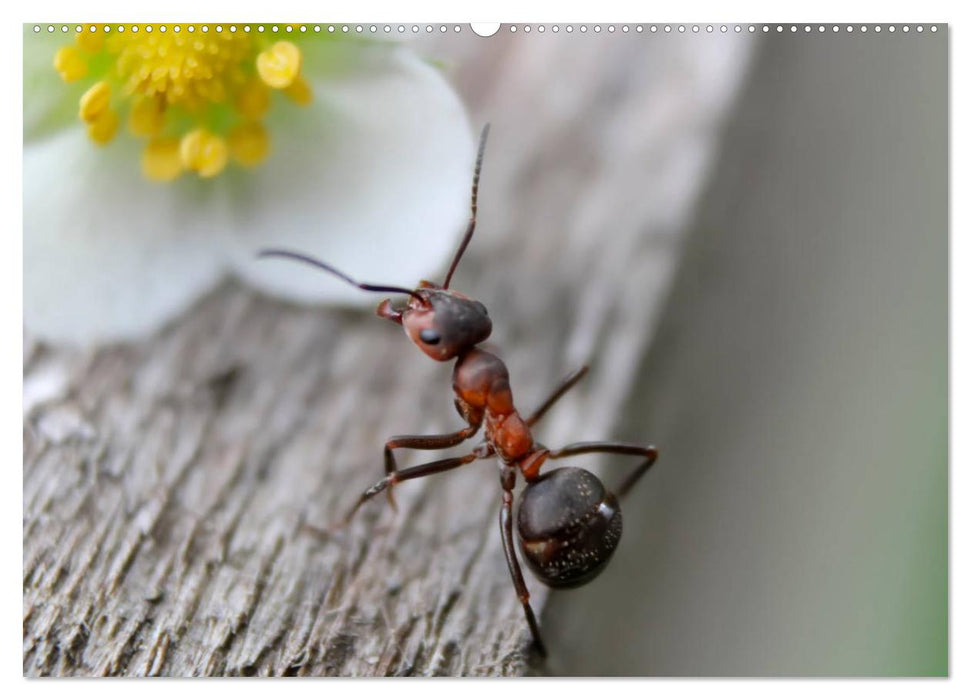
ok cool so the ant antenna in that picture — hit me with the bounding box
[258,249,425,304]
[442,123,490,290]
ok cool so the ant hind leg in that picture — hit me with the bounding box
[547,441,658,499]
[498,466,548,658]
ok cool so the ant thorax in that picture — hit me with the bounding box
[452,348,535,463]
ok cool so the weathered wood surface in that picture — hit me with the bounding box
[23,30,752,676]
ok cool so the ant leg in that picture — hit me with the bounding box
[337,450,484,528]
[383,425,480,508]
[547,441,659,499]
[499,466,548,657]
[526,365,590,427]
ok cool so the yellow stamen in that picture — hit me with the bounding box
[142,137,184,181]
[128,97,166,137]
[54,46,88,82]
[113,33,252,113]
[76,25,105,54]
[79,80,111,123]
[180,128,229,178]
[235,77,271,120]
[87,108,119,145]
[54,26,315,181]
[256,41,302,89]
[283,74,313,106]
[229,122,271,168]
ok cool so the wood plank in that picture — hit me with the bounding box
[23,29,752,676]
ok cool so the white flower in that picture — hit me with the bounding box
[24,25,474,346]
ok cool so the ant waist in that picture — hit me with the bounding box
[485,409,536,465]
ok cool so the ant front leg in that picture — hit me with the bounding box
[382,423,480,509]
[547,441,659,499]
[499,465,548,658]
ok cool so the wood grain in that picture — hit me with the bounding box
[23,29,753,676]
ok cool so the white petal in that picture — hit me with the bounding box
[23,40,473,347]
[226,45,475,305]
[23,130,227,347]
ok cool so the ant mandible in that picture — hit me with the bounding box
[259,125,658,658]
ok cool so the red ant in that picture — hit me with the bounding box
[259,125,658,657]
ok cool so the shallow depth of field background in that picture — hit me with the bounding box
[532,31,947,675]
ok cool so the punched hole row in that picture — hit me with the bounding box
[31,24,465,34]
[518,24,939,34]
[31,23,941,35]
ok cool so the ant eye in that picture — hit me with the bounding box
[474,301,488,316]
[420,328,441,345]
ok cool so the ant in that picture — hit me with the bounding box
[259,125,658,658]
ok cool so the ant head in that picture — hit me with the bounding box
[379,284,492,361]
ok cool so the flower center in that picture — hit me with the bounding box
[115,33,252,110]
[54,25,312,182]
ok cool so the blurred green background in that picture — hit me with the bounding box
[543,30,947,676]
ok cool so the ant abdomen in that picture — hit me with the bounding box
[516,467,622,589]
